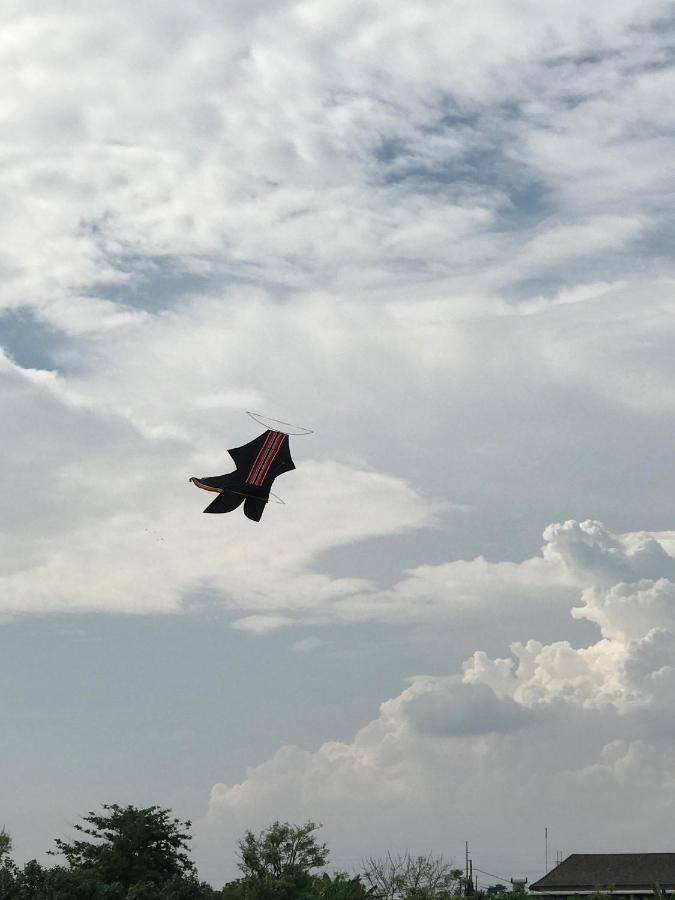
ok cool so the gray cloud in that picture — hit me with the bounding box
[395,678,536,737]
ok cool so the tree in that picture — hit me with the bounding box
[0,836,16,900]
[51,803,195,889]
[125,874,220,899]
[312,871,374,899]
[221,878,248,900]
[0,826,12,862]
[0,829,16,900]
[361,852,462,900]
[237,820,329,899]
[9,859,126,900]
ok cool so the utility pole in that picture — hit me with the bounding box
[545,827,548,873]
[465,842,470,896]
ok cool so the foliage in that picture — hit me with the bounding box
[220,878,248,900]
[0,810,472,900]
[221,870,373,900]
[236,820,329,900]
[0,860,218,899]
[361,852,463,900]
[0,826,12,863]
[238,820,329,880]
[124,874,220,899]
[312,871,374,899]
[651,886,675,900]
[587,888,614,900]
[0,858,125,899]
[50,804,195,889]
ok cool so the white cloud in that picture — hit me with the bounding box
[544,519,675,584]
[203,521,675,878]
[231,614,294,635]
[2,0,675,333]
[574,579,675,642]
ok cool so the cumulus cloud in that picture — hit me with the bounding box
[544,519,675,584]
[203,521,675,878]
[385,677,536,738]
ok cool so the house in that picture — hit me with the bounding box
[530,854,675,899]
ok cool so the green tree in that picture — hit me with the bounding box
[0,825,15,898]
[311,871,373,899]
[125,874,218,899]
[10,858,126,899]
[221,878,248,900]
[237,820,329,900]
[0,847,17,900]
[0,826,12,863]
[51,803,195,890]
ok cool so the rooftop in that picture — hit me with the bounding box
[530,854,675,891]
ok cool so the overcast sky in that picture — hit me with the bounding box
[3,0,675,889]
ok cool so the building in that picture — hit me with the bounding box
[530,854,675,900]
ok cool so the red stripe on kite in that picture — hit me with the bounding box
[246,431,277,484]
[253,431,284,485]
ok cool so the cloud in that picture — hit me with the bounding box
[231,614,293,635]
[386,677,536,738]
[4,287,675,639]
[0,339,442,617]
[2,0,675,334]
[574,579,675,642]
[290,636,327,653]
[203,521,675,877]
[544,519,675,584]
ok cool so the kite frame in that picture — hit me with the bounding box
[190,479,286,505]
[220,487,285,505]
[246,410,314,436]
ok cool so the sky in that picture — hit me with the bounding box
[2,0,675,889]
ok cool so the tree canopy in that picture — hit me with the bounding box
[361,852,463,900]
[236,820,330,899]
[0,826,12,863]
[2,805,479,900]
[51,804,195,889]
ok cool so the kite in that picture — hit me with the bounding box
[189,412,312,522]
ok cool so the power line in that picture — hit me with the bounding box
[473,867,510,883]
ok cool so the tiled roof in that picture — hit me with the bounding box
[531,854,675,891]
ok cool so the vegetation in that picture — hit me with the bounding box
[361,852,464,900]
[0,806,504,900]
[0,828,12,863]
[234,820,330,900]
[50,803,196,889]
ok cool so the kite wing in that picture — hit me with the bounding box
[190,430,295,522]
